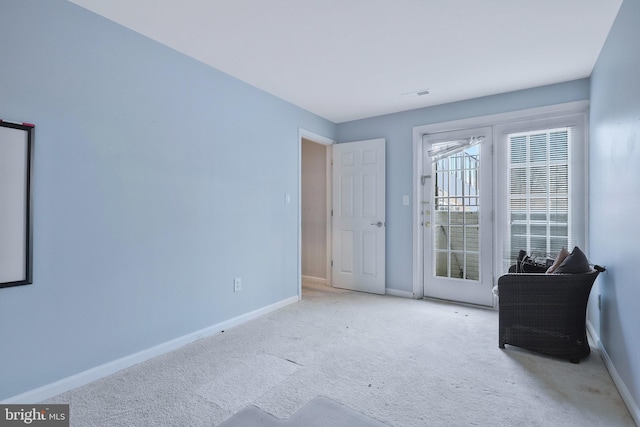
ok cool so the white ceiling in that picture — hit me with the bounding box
[68,0,622,123]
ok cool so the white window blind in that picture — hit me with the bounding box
[508,128,571,262]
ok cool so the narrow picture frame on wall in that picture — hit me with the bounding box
[0,119,34,288]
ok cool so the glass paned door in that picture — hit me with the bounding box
[433,145,480,281]
[422,127,493,307]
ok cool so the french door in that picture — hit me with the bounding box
[422,127,493,306]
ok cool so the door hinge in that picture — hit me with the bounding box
[331,260,334,267]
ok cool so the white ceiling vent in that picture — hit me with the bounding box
[402,89,430,98]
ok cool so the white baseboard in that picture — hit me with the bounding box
[385,288,414,299]
[302,275,327,285]
[587,321,640,426]
[2,295,299,404]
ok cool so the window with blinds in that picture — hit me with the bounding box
[508,127,572,262]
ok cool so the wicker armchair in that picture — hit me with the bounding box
[498,269,602,363]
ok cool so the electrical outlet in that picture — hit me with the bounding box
[234,277,241,292]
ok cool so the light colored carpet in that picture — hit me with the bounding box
[218,396,388,427]
[195,353,300,414]
[45,282,635,426]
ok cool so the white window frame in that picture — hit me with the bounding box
[495,113,588,273]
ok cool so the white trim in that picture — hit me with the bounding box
[412,134,424,299]
[412,100,590,304]
[1,296,299,404]
[302,275,328,286]
[416,101,589,135]
[299,129,335,146]
[325,145,333,287]
[386,288,414,299]
[298,129,335,299]
[587,321,640,426]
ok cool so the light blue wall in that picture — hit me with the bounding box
[337,80,590,293]
[589,0,640,414]
[0,0,335,400]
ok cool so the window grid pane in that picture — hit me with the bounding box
[432,142,480,281]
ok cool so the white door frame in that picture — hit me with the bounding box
[412,101,590,306]
[298,128,335,299]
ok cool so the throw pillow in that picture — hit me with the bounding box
[554,246,591,274]
[546,247,570,274]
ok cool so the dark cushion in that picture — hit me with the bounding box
[554,246,591,274]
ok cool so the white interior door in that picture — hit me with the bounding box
[332,139,386,294]
[422,127,493,306]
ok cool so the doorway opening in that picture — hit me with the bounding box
[298,130,334,299]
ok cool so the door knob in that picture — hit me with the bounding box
[371,221,384,227]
